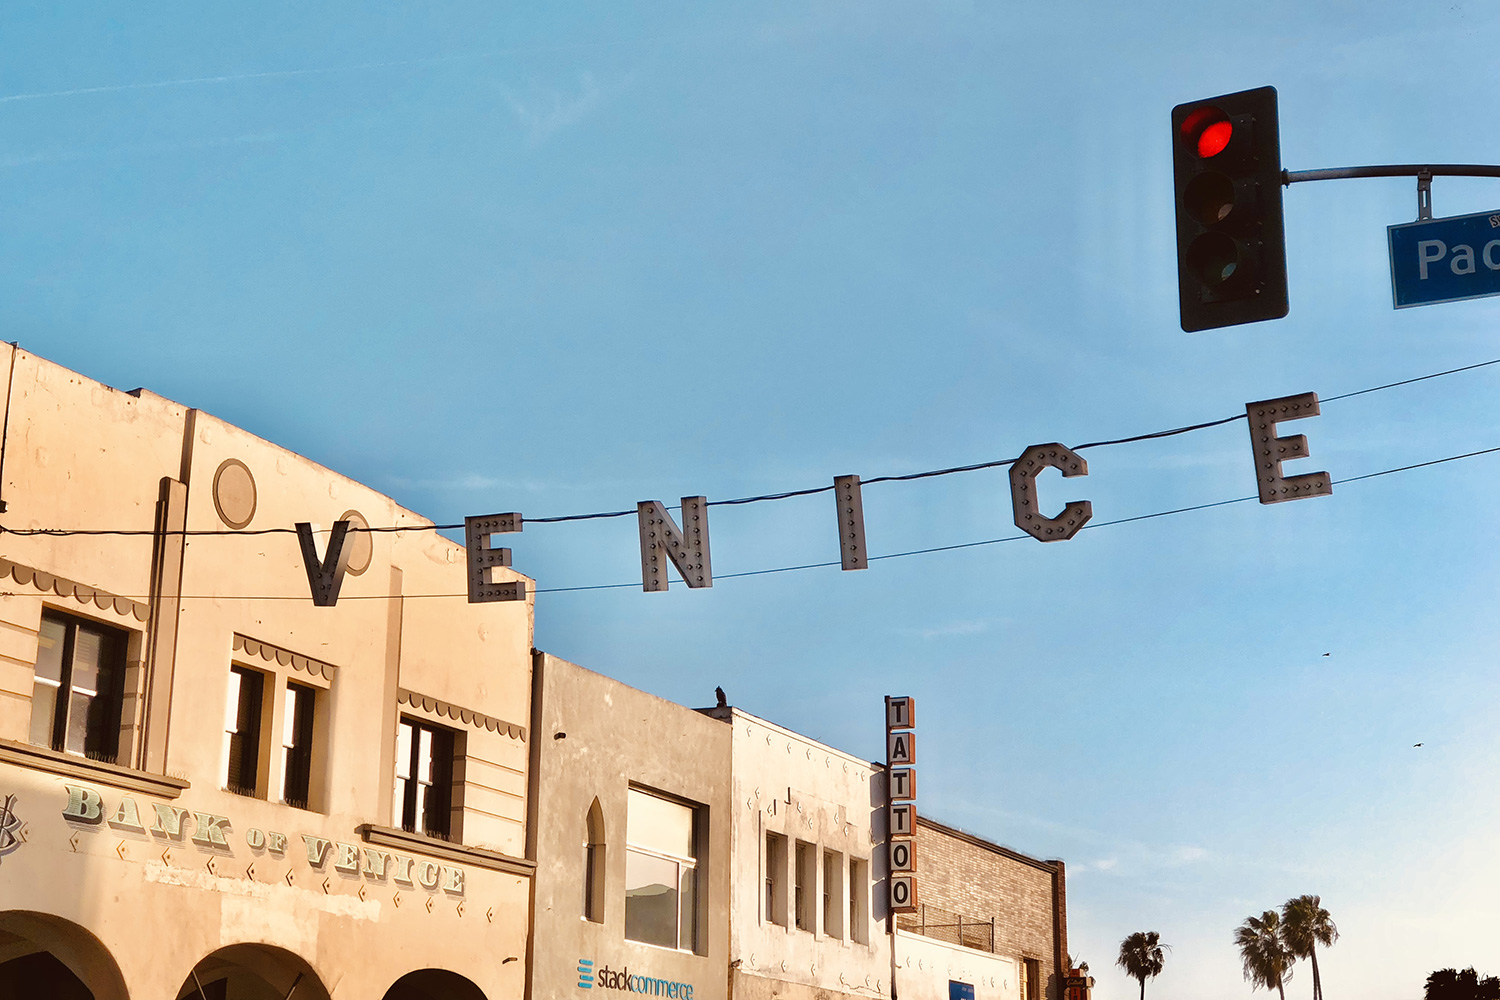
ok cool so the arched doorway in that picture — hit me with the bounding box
[0,910,130,1000]
[176,944,331,1000]
[382,969,488,1000]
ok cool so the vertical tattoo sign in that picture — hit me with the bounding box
[885,696,917,914]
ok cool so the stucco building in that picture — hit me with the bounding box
[527,670,1069,1000]
[526,654,732,1000]
[0,345,536,999]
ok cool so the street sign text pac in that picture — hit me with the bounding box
[1389,210,1500,308]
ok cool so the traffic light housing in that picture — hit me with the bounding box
[1171,86,1288,332]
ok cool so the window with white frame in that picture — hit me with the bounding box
[30,610,128,763]
[624,788,699,951]
[393,717,457,838]
[794,840,815,931]
[280,681,317,809]
[765,831,788,926]
[222,666,266,795]
[849,856,870,944]
[823,849,844,939]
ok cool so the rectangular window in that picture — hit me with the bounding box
[222,666,265,795]
[29,610,127,762]
[393,717,455,838]
[625,788,699,952]
[1021,959,1040,1000]
[280,681,316,809]
[823,849,844,939]
[794,840,815,931]
[765,832,787,926]
[849,857,869,944]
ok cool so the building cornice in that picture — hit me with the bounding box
[397,689,526,740]
[233,633,336,682]
[356,824,535,875]
[0,557,150,623]
[0,738,189,799]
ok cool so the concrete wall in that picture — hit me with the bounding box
[527,655,732,1000]
[0,345,536,999]
[722,710,891,1000]
[908,820,1064,1000]
[894,931,1019,1000]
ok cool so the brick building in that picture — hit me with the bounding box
[897,818,1067,1000]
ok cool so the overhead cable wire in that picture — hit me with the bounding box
[10,440,1494,602]
[3,354,1497,539]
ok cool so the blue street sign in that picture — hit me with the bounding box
[1388,209,1500,308]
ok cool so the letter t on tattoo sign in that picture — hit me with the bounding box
[465,513,525,602]
[1245,393,1332,504]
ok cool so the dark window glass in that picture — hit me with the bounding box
[28,611,126,763]
[394,718,454,838]
[624,789,699,951]
[280,681,316,809]
[223,667,264,796]
[625,849,680,948]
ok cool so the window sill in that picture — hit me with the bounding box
[0,739,189,799]
[356,824,535,876]
[623,938,701,957]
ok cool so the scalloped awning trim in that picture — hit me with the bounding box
[398,688,526,740]
[232,634,337,682]
[0,557,150,622]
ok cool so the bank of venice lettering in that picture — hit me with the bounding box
[57,782,464,894]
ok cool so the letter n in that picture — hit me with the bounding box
[297,521,352,607]
[637,498,712,592]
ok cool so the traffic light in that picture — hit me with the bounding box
[1171,86,1288,332]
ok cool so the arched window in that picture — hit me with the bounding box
[584,798,605,922]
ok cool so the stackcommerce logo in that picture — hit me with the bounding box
[577,961,694,1000]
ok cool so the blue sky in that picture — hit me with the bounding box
[3,4,1498,997]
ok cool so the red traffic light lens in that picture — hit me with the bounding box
[1197,121,1232,158]
[1180,106,1232,159]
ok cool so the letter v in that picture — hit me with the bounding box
[297,521,352,607]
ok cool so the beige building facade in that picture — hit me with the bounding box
[0,346,1072,1000]
[0,346,536,999]
[526,655,732,1000]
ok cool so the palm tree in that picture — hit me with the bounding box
[1424,967,1500,1000]
[1236,910,1295,1000]
[1281,895,1338,1000]
[1117,931,1167,1000]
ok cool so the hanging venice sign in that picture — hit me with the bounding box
[293,392,1332,605]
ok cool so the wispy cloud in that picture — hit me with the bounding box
[0,130,291,170]
[501,73,603,146]
[901,618,995,640]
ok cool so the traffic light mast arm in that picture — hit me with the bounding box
[1283,164,1500,221]
[1282,164,1500,183]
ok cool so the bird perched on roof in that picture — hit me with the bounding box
[715,686,727,708]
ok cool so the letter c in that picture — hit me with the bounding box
[1009,443,1091,542]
